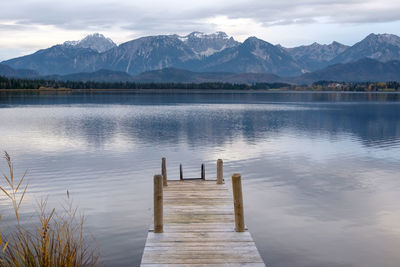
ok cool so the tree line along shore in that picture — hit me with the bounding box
[1,76,400,92]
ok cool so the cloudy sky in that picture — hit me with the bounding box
[1,0,399,60]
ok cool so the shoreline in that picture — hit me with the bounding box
[1,88,400,94]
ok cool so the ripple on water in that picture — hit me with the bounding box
[0,93,400,267]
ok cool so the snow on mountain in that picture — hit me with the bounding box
[331,33,400,64]
[2,45,99,75]
[173,31,239,56]
[96,35,199,75]
[4,32,400,79]
[63,33,116,53]
[283,41,349,71]
[193,36,303,76]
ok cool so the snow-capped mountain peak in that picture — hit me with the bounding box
[63,33,117,53]
[363,33,400,47]
[186,31,229,39]
[174,31,239,56]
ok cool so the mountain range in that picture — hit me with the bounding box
[2,32,400,84]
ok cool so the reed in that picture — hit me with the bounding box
[0,152,99,267]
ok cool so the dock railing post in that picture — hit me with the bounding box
[153,174,163,233]
[201,164,205,180]
[217,159,223,184]
[161,157,168,187]
[180,164,183,180]
[232,173,245,232]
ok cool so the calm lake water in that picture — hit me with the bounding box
[1,91,400,267]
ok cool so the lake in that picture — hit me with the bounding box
[1,91,400,267]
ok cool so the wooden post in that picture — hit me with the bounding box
[153,174,163,233]
[201,164,205,180]
[232,173,244,232]
[180,164,183,180]
[161,157,167,187]
[217,159,223,184]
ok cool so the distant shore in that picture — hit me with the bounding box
[2,76,400,92]
[1,88,400,94]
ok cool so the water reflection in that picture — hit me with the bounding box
[0,92,399,267]
[1,102,399,150]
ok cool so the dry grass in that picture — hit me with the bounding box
[0,152,99,267]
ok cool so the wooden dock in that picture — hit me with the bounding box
[141,159,266,266]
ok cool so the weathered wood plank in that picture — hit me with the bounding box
[141,251,264,264]
[163,192,232,196]
[163,203,233,207]
[141,264,266,267]
[165,207,232,211]
[143,241,259,248]
[141,258,264,264]
[146,232,254,242]
[143,246,260,252]
[149,223,238,232]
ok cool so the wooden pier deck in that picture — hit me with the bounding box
[140,161,265,266]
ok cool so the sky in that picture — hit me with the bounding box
[1,0,400,61]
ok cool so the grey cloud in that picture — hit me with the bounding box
[262,18,318,27]
[0,24,31,30]
[120,18,213,37]
[2,0,400,33]
[222,0,399,24]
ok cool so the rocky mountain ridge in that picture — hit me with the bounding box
[2,32,400,79]
[63,33,117,53]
